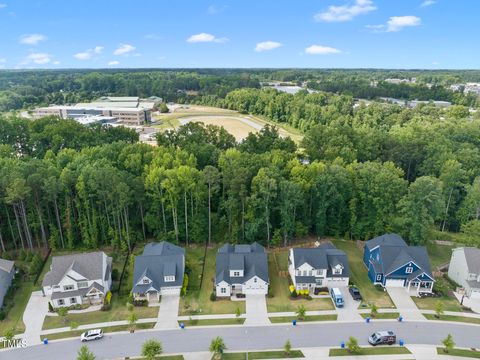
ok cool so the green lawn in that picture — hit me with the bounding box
[0,280,33,335]
[412,296,463,312]
[332,240,394,309]
[269,315,337,323]
[437,348,480,358]
[220,350,304,359]
[329,347,411,356]
[179,318,244,326]
[138,356,184,360]
[360,312,400,319]
[424,314,480,324]
[179,246,246,315]
[43,322,155,341]
[42,297,158,330]
[426,242,454,269]
[266,251,335,312]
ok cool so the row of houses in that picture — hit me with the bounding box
[2,233,474,309]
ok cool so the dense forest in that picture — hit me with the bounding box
[0,69,478,112]
[1,96,480,255]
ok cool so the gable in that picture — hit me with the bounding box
[386,261,420,277]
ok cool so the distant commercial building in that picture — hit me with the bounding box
[384,78,416,85]
[34,96,162,125]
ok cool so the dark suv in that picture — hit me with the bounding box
[349,286,362,301]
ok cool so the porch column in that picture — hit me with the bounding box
[407,281,411,292]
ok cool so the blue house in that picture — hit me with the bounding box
[363,234,434,294]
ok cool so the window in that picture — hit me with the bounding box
[164,276,175,282]
[70,297,77,304]
[254,278,258,283]
[376,274,382,281]
[63,285,74,291]
[233,271,240,277]
[57,299,65,306]
[333,268,342,275]
[406,267,413,274]
[308,270,313,276]
[143,278,150,284]
[78,281,88,289]
[295,270,300,276]
[220,288,226,294]
[302,270,307,276]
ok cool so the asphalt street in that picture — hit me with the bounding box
[2,321,479,360]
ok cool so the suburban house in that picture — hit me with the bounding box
[0,259,15,308]
[448,247,480,299]
[363,233,435,293]
[288,243,350,292]
[42,252,112,308]
[132,241,185,302]
[215,243,269,297]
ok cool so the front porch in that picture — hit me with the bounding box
[407,280,433,296]
[134,291,160,304]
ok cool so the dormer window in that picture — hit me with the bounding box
[164,276,175,282]
[406,267,413,274]
[333,268,342,275]
[143,278,150,284]
[233,271,240,277]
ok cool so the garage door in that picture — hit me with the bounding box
[160,287,180,295]
[385,278,405,287]
[243,286,267,295]
[471,290,480,299]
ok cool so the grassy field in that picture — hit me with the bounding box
[179,318,244,326]
[424,314,480,324]
[179,245,245,315]
[0,280,34,335]
[437,348,480,358]
[412,296,463,312]
[266,251,335,312]
[220,350,304,359]
[269,314,337,323]
[426,242,454,269]
[329,347,411,356]
[360,312,400,319]
[332,240,394,309]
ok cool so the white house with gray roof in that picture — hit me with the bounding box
[448,247,480,299]
[215,243,269,297]
[132,241,185,302]
[0,259,15,308]
[288,243,350,292]
[42,252,112,308]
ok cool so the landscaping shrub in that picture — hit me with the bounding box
[433,277,451,297]
[48,302,54,313]
[181,273,189,296]
[111,268,119,281]
[210,292,217,302]
[375,284,384,292]
[0,310,5,320]
[133,299,148,307]
[104,291,112,305]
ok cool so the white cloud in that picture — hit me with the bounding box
[186,33,228,43]
[113,44,136,55]
[53,61,60,65]
[365,24,385,30]
[255,41,282,52]
[74,46,103,60]
[19,33,47,45]
[144,33,162,40]
[421,0,435,7]
[0,3,7,9]
[24,53,51,65]
[314,0,376,22]
[305,44,342,55]
[108,60,119,66]
[207,5,226,15]
[387,16,421,32]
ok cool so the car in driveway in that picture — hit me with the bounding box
[349,286,362,301]
[368,331,396,346]
[81,329,104,342]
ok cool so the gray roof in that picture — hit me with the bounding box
[42,252,111,287]
[216,243,269,285]
[0,259,14,274]
[132,241,185,294]
[292,243,350,282]
[365,233,407,250]
[51,282,104,300]
[462,247,480,274]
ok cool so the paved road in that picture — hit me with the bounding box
[3,321,480,360]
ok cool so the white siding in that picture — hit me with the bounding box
[448,249,471,291]
[242,276,268,295]
[216,281,231,297]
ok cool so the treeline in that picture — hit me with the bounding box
[1,114,480,257]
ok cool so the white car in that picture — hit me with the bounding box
[81,329,104,342]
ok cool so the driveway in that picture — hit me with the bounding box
[154,294,180,329]
[23,291,49,346]
[336,287,363,322]
[244,294,270,326]
[453,292,480,313]
[387,288,424,320]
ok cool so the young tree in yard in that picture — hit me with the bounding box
[70,321,79,330]
[128,311,138,332]
[435,301,444,319]
[442,334,455,353]
[346,336,360,354]
[210,336,226,360]
[77,345,96,360]
[57,306,68,324]
[142,339,163,360]
[159,103,169,113]
[296,305,306,320]
[284,339,292,356]
[370,303,378,318]
[235,306,241,321]
[3,328,15,341]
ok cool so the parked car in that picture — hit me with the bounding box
[368,331,396,346]
[349,286,362,301]
[81,329,104,342]
[330,287,344,308]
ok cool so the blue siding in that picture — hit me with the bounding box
[363,245,370,267]
[386,261,420,278]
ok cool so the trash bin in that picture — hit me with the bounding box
[292,319,297,326]
[43,338,48,345]
[399,339,405,346]
[398,315,403,322]
[340,341,345,349]
[179,322,185,329]
[366,317,370,323]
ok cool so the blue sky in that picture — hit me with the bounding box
[0,0,478,69]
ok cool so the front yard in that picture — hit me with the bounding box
[329,347,411,357]
[424,314,480,324]
[0,280,33,335]
[179,245,245,315]
[426,242,454,269]
[269,314,337,323]
[332,240,394,309]
[266,251,335,312]
[412,296,463,312]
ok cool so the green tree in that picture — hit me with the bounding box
[284,340,292,355]
[159,103,169,113]
[57,306,68,325]
[442,334,455,353]
[3,328,15,341]
[346,336,360,354]
[209,336,226,360]
[141,339,163,360]
[370,303,378,318]
[70,321,79,330]
[76,345,96,360]
[435,300,444,319]
[296,305,306,320]
[128,311,138,332]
